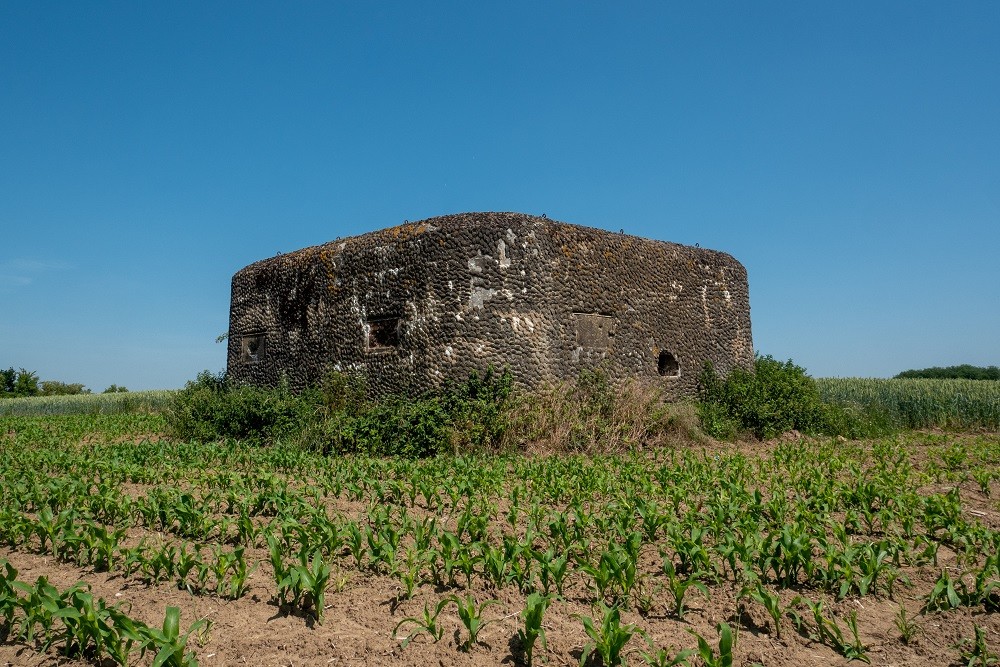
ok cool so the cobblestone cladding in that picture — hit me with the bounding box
[227,212,753,399]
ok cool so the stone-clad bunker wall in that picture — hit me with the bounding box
[227,212,753,399]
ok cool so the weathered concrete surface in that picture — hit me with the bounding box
[227,212,753,398]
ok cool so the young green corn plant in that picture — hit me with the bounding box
[802,600,870,664]
[53,585,142,664]
[894,604,921,646]
[393,598,450,648]
[516,593,550,667]
[448,593,500,651]
[661,559,709,621]
[121,540,150,578]
[0,560,18,623]
[575,602,639,667]
[633,575,660,617]
[174,543,201,594]
[924,569,970,612]
[56,514,86,565]
[345,521,367,569]
[13,575,63,648]
[635,498,670,542]
[482,543,511,589]
[740,580,797,639]
[82,522,127,572]
[855,541,895,597]
[276,550,332,623]
[667,525,715,578]
[839,611,871,664]
[533,547,570,598]
[235,507,261,546]
[223,546,254,600]
[34,505,59,552]
[582,551,616,603]
[137,606,209,667]
[397,547,421,600]
[456,545,482,589]
[686,622,734,667]
[139,543,177,584]
[972,469,994,498]
[433,530,462,587]
[366,520,400,574]
[506,541,534,593]
[637,636,693,667]
[767,522,814,588]
[953,624,998,667]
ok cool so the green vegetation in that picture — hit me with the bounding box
[1,367,41,397]
[0,390,176,416]
[895,364,1000,381]
[165,368,513,456]
[0,561,207,667]
[698,357,1000,441]
[697,356,831,440]
[2,364,132,400]
[7,362,999,444]
[2,358,999,666]
[39,381,90,396]
[1,411,998,665]
[816,377,1000,431]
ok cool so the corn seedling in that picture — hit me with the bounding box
[894,604,921,645]
[687,622,734,667]
[639,635,693,667]
[448,593,499,651]
[137,606,209,667]
[516,592,550,666]
[576,602,639,667]
[954,625,998,667]
[924,569,969,612]
[392,598,450,648]
[661,559,709,620]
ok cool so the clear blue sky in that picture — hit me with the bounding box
[2,2,997,391]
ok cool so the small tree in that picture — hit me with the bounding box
[12,368,40,397]
[0,367,15,395]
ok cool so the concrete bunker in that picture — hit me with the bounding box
[227,212,753,399]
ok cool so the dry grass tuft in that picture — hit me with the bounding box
[501,371,707,454]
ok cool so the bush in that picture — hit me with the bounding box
[311,368,513,457]
[167,368,514,456]
[697,356,830,440]
[165,371,316,444]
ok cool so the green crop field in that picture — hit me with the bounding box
[1,407,998,666]
[0,390,177,417]
[817,377,1000,430]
